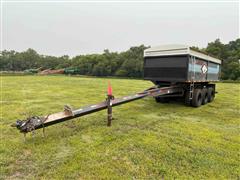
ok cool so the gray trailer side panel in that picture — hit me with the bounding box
[188,56,220,81]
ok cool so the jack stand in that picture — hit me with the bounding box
[107,81,114,126]
[107,95,114,126]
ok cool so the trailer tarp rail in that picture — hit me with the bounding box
[12,84,183,137]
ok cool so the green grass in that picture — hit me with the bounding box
[1,75,239,179]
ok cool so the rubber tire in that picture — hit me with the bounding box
[155,97,169,103]
[191,89,202,107]
[202,88,208,105]
[207,87,215,102]
[184,90,191,106]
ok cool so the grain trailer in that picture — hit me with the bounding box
[144,44,221,107]
[12,44,222,138]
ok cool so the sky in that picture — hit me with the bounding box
[1,1,239,57]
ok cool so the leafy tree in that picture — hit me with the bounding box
[205,38,240,80]
[0,40,239,80]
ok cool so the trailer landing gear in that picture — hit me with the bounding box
[107,81,114,126]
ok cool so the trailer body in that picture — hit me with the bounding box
[13,44,222,137]
[144,45,221,83]
[143,45,222,107]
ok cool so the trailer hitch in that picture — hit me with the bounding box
[12,115,49,140]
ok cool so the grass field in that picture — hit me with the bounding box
[1,75,239,179]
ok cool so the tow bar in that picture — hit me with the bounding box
[12,83,182,139]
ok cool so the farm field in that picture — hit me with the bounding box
[1,75,239,179]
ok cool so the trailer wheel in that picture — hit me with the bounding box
[155,97,169,103]
[207,87,215,102]
[192,89,202,107]
[184,90,191,106]
[202,88,208,105]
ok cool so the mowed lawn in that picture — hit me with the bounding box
[1,75,239,179]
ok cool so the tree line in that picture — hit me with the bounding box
[0,39,239,80]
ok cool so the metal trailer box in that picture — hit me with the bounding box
[143,45,222,83]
